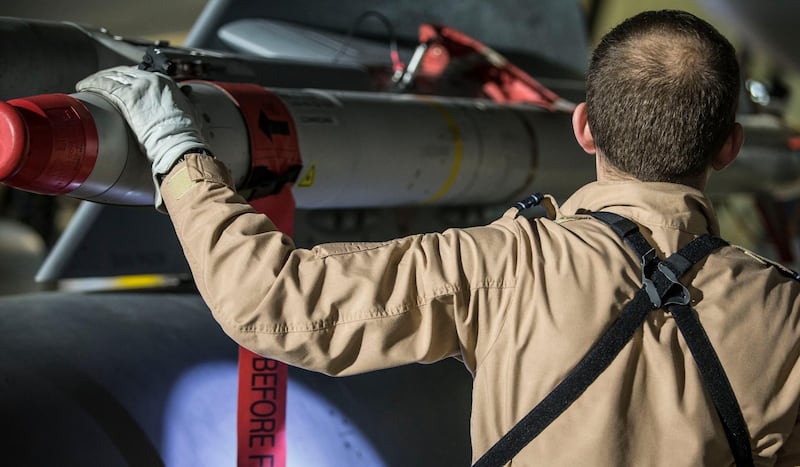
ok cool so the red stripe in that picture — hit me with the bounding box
[238,185,296,466]
[198,80,300,466]
[237,347,288,467]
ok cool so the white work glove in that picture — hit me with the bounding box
[76,65,210,209]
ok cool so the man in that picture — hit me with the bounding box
[76,9,800,465]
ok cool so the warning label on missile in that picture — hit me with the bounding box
[297,164,316,187]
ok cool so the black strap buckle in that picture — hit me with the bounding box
[643,256,692,309]
[657,262,691,307]
[640,248,662,307]
[642,262,691,308]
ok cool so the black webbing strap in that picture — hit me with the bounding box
[473,212,753,467]
[472,284,658,467]
[590,211,654,259]
[590,213,754,467]
[668,302,753,465]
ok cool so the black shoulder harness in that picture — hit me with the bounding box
[473,211,754,467]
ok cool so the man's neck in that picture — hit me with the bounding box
[594,154,709,190]
[595,154,637,183]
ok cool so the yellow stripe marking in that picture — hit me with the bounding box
[421,98,463,204]
[113,275,168,289]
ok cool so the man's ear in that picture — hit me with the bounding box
[572,102,596,154]
[712,122,743,171]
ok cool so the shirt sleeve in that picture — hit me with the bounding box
[160,154,520,376]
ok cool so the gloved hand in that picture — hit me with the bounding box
[76,66,210,208]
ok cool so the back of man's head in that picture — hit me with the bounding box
[586,10,740,185]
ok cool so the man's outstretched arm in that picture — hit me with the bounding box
[77,66,520,376]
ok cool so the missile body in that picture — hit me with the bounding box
[0,84,569,208]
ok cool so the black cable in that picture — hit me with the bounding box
[333,10,401,70]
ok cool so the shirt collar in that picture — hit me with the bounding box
[557,181,720,236]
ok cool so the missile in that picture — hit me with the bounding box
[0,82,589,208]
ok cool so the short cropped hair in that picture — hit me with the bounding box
[586,10,741,183]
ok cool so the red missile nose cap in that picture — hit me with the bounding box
[1,94,99,196]
[0,100,26,180]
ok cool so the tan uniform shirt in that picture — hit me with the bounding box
[162,154,800,466]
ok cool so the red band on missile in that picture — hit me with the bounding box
[0,94,98,195]
[194,81,302,200]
